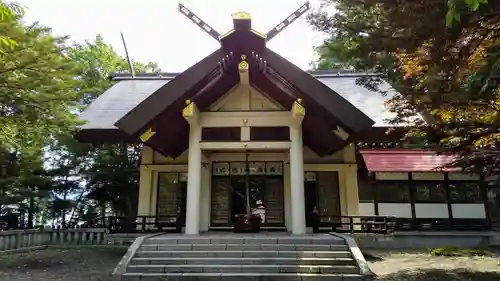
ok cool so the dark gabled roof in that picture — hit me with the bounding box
[114,49,226,136]
[90,70,396,130]
[76,20,400,157]
[261,49,373,133]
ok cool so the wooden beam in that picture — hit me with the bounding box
[200,141,290,150]
[238,58,249,86]
[266,2,310,41]
[178,3,221,42]
[200,111,291,127]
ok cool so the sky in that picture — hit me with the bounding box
[18,0,329,72]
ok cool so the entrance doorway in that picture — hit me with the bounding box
[487,184,500,229]
[156,172,187,227]
[304,171,341,226]
[211,162,285,227]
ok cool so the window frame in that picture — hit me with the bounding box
[375,180,411,203]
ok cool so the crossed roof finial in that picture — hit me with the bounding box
[178,2,310,43]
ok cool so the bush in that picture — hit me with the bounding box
[428,246,487,257]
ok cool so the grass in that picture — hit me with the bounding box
[428,247,489,257]
[376,269,500,281]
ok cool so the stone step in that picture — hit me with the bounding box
[139,243,349,251]
[130,257,357,266]
[135,250,353,259]
[121,272,364,281]
[143,236,346,246]
[126,264,360,274]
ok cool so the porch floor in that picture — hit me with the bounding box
[149,232,344,240]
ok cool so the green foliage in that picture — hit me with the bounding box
[63,35,158,218]
[446,0,488,26]
[309,0,500,176]
[429,246,487,257]
[0,0,23,52]
[0,19,80,153]
[67,35,159,106]
[0,7,159,227]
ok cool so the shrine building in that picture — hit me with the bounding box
[76,5,497,234]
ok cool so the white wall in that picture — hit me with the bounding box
[414,204,449,218]
[452,204,486,219]
[378,203,412,218]
[359,203,375,216]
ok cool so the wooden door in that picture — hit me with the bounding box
[262,177,284,226]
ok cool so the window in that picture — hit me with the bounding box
[376,181,410,203]
[202,127,240,141]
[413,182,446,202]
[358,178,374,202]
[250,127,289,141]
[449,181,483,203]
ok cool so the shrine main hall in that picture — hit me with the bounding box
[77,9,497,234]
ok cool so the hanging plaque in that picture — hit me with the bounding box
[266,162,283,175]
[249,162,266,175]
[230,162,247,175]
[213,162,230,176]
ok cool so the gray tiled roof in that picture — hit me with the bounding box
[315,75,396,126]
[79,80,168,130]
[79,72,396,130]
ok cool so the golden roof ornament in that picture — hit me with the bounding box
[232,11,251,20]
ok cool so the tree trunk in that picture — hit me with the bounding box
[27,196,34,229]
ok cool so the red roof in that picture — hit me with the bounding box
[359,149,458,172]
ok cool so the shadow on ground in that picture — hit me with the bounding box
[376,268,500,281]
[362,252,384,262]
[0,247,126,281]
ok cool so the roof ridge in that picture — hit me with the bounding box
[109,69,377,81]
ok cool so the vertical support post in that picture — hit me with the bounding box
[183,101,202,235]
[290,99,306,235]
[290,125,306,234]
[137,146,154,230]
[185,124,202,234]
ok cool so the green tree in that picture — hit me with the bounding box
[50,36,159,224]
[0,19,80,153]
[0,10,82,228]
[309,0,500,176]
[68,35,159,105]
[0,0,23,51]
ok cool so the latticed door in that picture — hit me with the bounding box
[156,172,187,226]
[211,177,231,226]
[316,171,341,224]
[263,177,284,225]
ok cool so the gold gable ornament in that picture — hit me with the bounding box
[232,11,251,20]
[139,128,156,143]
[238,61,249,71]
[292,99,305,116]
[182,101,195,117]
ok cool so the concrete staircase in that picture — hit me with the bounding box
[118,233,369,281]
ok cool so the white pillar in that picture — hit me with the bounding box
[289,124,306,235]
[185,124,202,235]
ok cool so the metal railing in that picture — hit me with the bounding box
[107,215,181,233]
[105,215,490,234]
[317,215,395,234]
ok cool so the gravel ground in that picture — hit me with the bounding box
[0,248,499,280]
[0,247,126,281]
[368,250,500,281]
